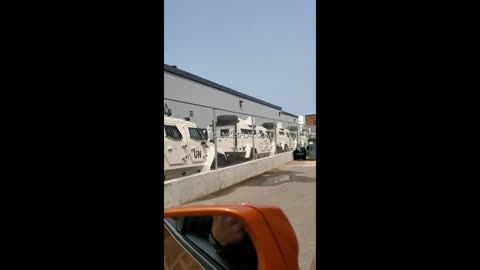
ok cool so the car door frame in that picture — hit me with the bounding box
[164,219,221,270]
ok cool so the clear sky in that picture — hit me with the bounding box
[165,0,316,117]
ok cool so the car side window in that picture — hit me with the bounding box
[197,128,208,140]
[241,129,256,135]
[221,129,230,137]
[173,216,258,270]
[165,125,182,140]
[188,127,204,140]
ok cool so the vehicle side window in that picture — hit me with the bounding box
[266,131,273,139]
[198,128,207,139]
[259,131,265,138]
[188,127,204,140]
[165,217,182,232]
[241,129,256,135]
[220,129,229,137]
[165,125,182,140]
[279,131,285,135]
[177,216,258,270]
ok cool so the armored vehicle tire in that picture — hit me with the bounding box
[216,115,238,126]
[262,122,275,129]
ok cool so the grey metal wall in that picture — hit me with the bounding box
[279,114,299,123]
[164,71,297,128]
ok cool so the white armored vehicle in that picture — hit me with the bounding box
[298,129,309,148]
[287,126,300,149]
[207,115,274,166]
[163,103,220,181]
[262,122,294,153]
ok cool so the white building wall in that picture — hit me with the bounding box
[279,114,298,124]
[164,71,297,129]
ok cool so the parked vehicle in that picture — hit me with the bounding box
[298,130,309,148]
[262,122,294,153]
[307,138,317,160]
[293,146,307,160]
[164,203,316,270]
[207,115,275,167]
[288,126,300,149]
[163,103,224,180]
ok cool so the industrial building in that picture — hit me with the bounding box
[305,114,316,126]
[164,64,299,128]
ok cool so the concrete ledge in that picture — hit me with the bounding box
[164,151,293,208]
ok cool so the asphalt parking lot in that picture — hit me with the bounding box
[188,160,316,270]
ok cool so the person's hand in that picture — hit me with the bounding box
[211,215,246,246]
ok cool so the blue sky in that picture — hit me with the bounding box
[165,0,316,116]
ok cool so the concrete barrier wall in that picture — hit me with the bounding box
[164,151,293,208]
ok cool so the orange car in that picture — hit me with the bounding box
[164,203,315,270]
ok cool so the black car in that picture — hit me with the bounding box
[293,146,307,160]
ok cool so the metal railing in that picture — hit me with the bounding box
[163,98,301,181]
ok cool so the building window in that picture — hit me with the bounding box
[313,120,316,125]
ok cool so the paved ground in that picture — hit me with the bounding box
[187,160,316,270]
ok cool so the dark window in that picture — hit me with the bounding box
[259,130,265,138]
[165,125,182,139]
[198,128,207,139]
[266,131,274,139]
[220,129,229,137]
[313,120,316,125]
[188,127,204,140]
[279,131,285,135]
[241,129,256,135]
